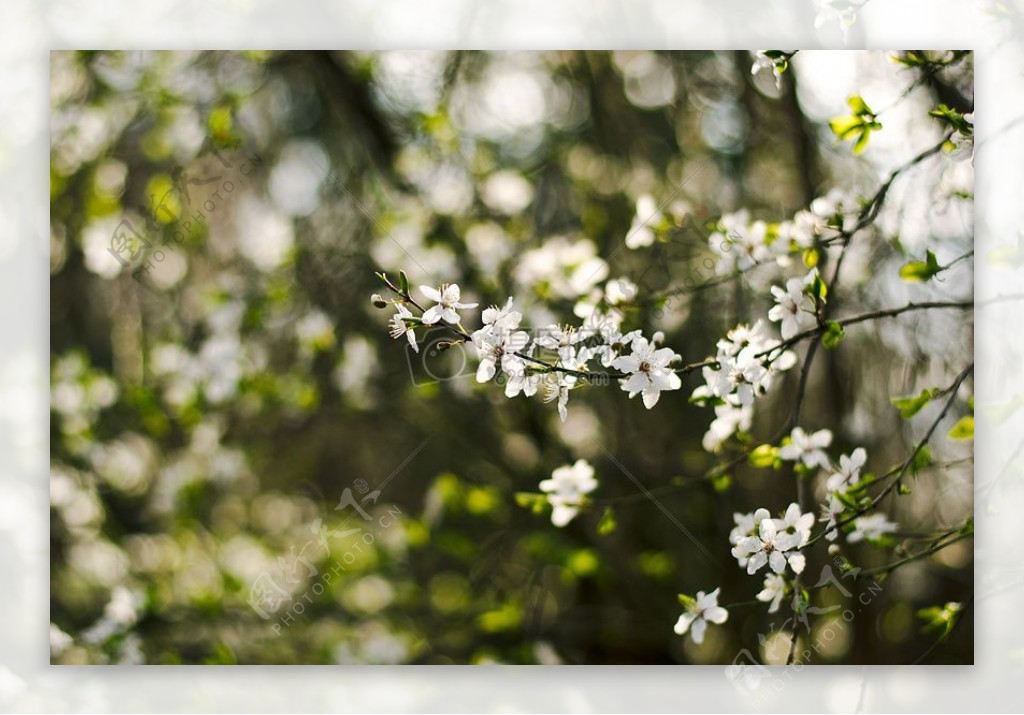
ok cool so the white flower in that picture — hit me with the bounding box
[388,304,419,353]
[481,297,523,332]
[605,277,638,305]
[751,52,783,89]
[539,459,598,527]
[825,447,867,494]
[814,0,867,42]
[847,513,898,543]
[757,573,787,613]
[611,336,682,409]
[778,427,833,469]
[730,508,771,551]
[767,275,818,340]
[820,493,845,542]
[777,210,823,250]
[710,213,771,274]
[504,365,541,399]
[674,588,729,645]
[775,502,815,549]
[710,349,768,406]
[772,503,813,573]
[949,131,974,163]
[731,515,805,575]
[473,328,531,384]
[546,354,585,421]
[626,195,661,249]
[536,324,584,363]
[419,283,478,325]
[702,402,753,453]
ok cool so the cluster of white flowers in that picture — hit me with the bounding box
[512,236,609,300]
[778,188,859,251]
[378,279,683,421]
[692,321,797,453]
[623,194,690,250]
[817,447,898,544]
[708,190,859,277]
[539,459,598,527]
[708,210,771,276]
[730,504,813,614]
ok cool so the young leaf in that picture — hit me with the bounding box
[891,388,939,419]
[598,506,617,536]
[822,321,845,349]
[398,270,410,295]
[749,444,779,468]
[514,492,548,514]
[899,250,943,282]
[948,415,974,440]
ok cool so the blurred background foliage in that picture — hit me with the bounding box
[50,50,973,664]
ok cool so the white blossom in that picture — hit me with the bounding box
[702,402,753,453]
[820,493,846,542]
[949,130,974,163]
[473,327,531,384]
[730,508,772,556]
[757,573,787,613]
[539,459,597,527]
[536,324,584,363]
[626,195,661,249]
[605,277,638,305]
[388,303,418,353]
[731,512,806,575]
[481,297,523,332]
[847,513,898,543]
[419,283,478,325]
[673,588,729,645]
[767,273,818,340]
[778,426,833,469]
[751,52,784,90]
[611,336,682,409]
[824,447,867,493]
[709,212,771,275]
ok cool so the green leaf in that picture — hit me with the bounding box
[598,506,617,535]
[918,601,963,638]
[822,321,845,349]
[891,388,940,419]
[808,271,828,303]
[948,415,974,440]
[802,247,819,268]
[677,593,696,609]
[899,250,943,282]
[398,270,410,295]
[909,446,933,475]
[712,472,731,492]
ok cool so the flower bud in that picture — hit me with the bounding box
[827,544,841,557]
[652,331,665,346]
[370,293,388,309]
